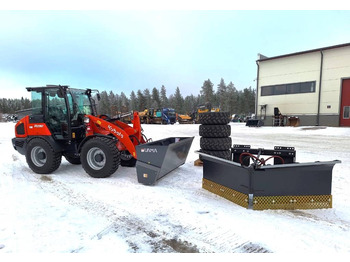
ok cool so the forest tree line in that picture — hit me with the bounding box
[0,97,31,114]
[0,78,256,117]
[97,78,256,117]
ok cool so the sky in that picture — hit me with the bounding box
[0,3,350,99]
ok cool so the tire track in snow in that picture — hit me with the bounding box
[19,173,199,252]
[20,171,269,253]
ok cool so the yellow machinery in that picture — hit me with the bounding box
[194,103,220,123]
[177,114,193,124]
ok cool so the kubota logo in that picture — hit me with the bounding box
[108,125,124,139]
[141,148,158,153]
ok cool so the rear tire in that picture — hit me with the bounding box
[26,138,62,174]
[81,137,120,178]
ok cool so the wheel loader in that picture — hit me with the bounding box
[12,85,149,178]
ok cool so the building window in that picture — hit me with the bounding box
[286,83,300,94]
[261,81,316,96]
[274,85,286,95]
[344,106,350,119]
[261,86,274,96]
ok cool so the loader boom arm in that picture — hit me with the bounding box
[86,111,144,159]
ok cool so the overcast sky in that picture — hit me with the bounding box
[0,7,349,99]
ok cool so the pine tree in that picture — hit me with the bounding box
[216,78,228,111]
[200,79,215,105]
[227,81,239,115]
[160,85,168,108]
[241,86,256,115]
[151,87,160,109]
[173,87,184,113]
[168,94,175,109]
[109,91,117,116]
[136,89,146,111]
[129,91,137,111]
[184,94,197,114]
[98,91,110,115]
[120,92,130,112]
[115,93,121,114]
[143,88,152,109]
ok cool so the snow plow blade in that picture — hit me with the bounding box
[136,137,194,185]
[197,145,341,210]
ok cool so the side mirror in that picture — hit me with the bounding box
[96,93,101,101]
[57,89,65,98]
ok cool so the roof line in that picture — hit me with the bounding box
[257,42,350,62]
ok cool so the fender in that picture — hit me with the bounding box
[87,115,139,159]
[77,134,115,153]
[12,135,64,156]
[14,115,52,138]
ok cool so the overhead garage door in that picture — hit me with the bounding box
[340,79,350,127]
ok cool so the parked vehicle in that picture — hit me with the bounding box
[12,85,150,178]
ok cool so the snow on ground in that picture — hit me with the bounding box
[1,121,350,253]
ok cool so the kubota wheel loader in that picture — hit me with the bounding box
[12,85,149,178]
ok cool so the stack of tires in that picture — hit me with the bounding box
[199,112,232,160]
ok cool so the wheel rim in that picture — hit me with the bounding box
[31,146,47,167]
[87,147,106,170]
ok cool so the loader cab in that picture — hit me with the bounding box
[27,85,98,141]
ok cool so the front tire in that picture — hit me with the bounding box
[26,138,62,174]
[81,137,120,178]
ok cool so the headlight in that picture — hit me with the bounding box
[84,117,90,124]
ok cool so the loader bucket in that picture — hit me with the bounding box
[197,146,341,210]
[136,137,194,185]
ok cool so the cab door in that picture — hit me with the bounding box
[340,79,350,127]
[45,88,69,139]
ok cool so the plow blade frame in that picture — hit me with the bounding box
[198,151,340,210]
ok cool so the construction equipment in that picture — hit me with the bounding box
[177,113,193,124]
[136,137,194,185]
[197,145,341,210]
[139,108,156,124]
[12,85,150,178]
[159,108,176,124]
[193,102,220,123]
[139,108,176,124]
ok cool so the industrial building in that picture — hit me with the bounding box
[256,43,350,127]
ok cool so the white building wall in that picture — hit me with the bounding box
[257,46,350,119]
[320,47,350,114]
[258,52,321,116]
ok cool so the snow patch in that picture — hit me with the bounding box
[1,122,350,253]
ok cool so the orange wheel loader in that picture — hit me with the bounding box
[12,85,149,178]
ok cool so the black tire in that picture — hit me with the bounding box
[199,112,230,125]
[81,137,120,178]
[200,137,232,151]
[64,154,81,165]
[199,124,231,138]
[199,149,231,160]
[25,138,62,174]
[120,151,137,167]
